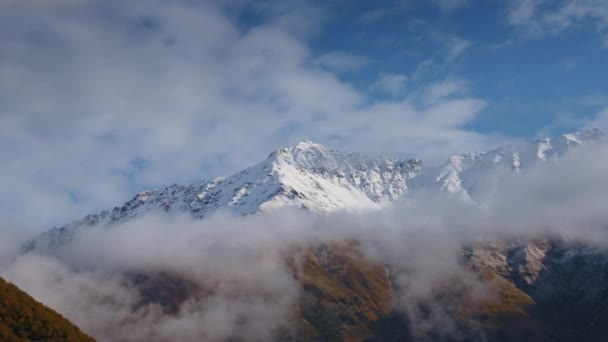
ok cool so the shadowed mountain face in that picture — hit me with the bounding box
[296,239,608,341]
[466,238,608,341]
[0,277,94,342]
[120,239,608,341]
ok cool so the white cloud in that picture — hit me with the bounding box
[0,0,500,233]
[313,51,370,71]
[412,59,434,80]
[446,37,472,61]
[372,73,408,95]
[507,0,608,42]
[421,79,468,105]
[508,0,542,27]
[586,107,608,130]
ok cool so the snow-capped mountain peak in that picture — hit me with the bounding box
[261,140,422,211]
[26,140,425,251]
[26,130,604,252]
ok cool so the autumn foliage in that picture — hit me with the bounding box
[0,276,94,342]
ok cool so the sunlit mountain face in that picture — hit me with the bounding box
[2,1,608,341]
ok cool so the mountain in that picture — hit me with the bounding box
[26,129,604,252]
[26,140,424,251]
[20,128,608,341]
[0,276,94,342]
[464,238,608,340]
[411,128,605,201]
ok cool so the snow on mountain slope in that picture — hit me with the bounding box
[26,140,422,251]
[26,129,604,252]
[124,139,423,216]
[410,128,605,201]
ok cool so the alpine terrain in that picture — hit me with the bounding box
[23,128,608,341]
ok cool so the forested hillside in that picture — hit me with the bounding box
[0,276,93,342]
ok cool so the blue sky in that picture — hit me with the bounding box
[1,0,608,230]
[306,0,608,137]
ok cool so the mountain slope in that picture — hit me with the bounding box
[26,140,422,252]
[18,128,608,341]
[26,129,604,253]
[465,238,608,339]
[411,128,605,201]
[0,276,94,342]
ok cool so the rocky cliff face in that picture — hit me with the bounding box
[465,238,608,340]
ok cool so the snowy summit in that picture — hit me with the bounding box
[27,129,604,251]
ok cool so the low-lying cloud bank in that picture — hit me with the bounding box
[2,142,608,341]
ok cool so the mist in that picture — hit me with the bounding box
[2,142,608,341]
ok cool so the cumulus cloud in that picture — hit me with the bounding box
[0,0,503,233]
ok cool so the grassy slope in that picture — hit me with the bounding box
[466,271,551,341]
[291,244,553,341]
[288,242,394,341]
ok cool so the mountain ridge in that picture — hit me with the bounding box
[19,128,608,341]
[26,128,604,252]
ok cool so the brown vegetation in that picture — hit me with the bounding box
[288,242,394,341]
[0,276,94,342]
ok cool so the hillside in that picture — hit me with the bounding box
[0,277,94,342]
